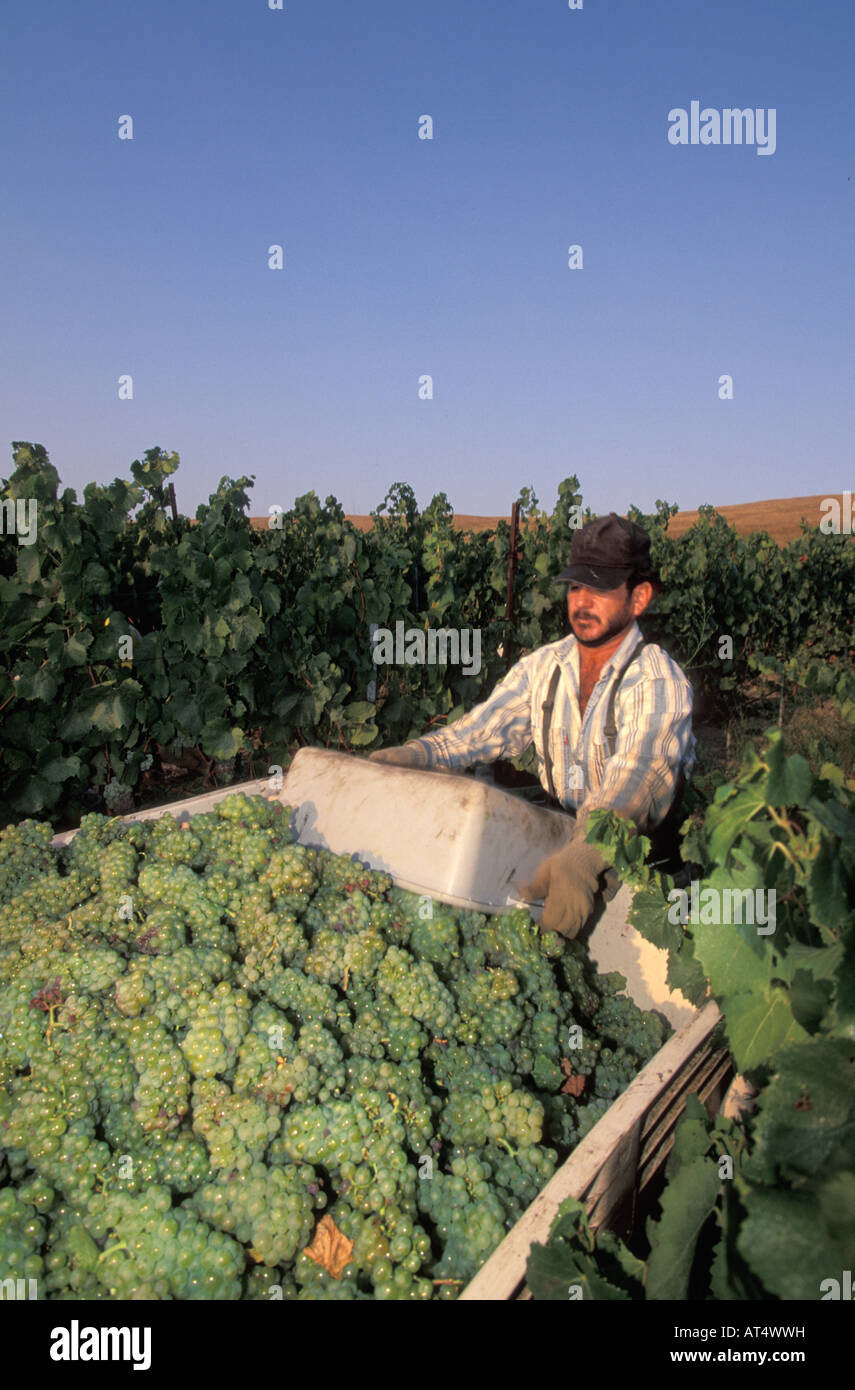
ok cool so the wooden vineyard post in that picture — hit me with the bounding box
[504,500,521,668]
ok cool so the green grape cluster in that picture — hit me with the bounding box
[327,1201,433,1299]
[303,926,348,984]
[148,816,203,867]
[428,1040,504,1094]
[379,1006,429,1063]
[317,851,391,900]
[341,1005,387,1061]
[0,793,669,1302]
[440,1079,544,1150]
[1,870,93,944]
[115,945,232,1028]
[449,962,526,1046]
[260,845,318,904]
[140,863,231,952]
[343,927,386,982]
[276,1097,372,1166]
[406,909,461,969]
[233,886,306,967]
[152,1130,213,1194]
[84,1184,245,1299]
[0,820,55,900]
[594,989,668,1059]
[191,1160,321,1266]
[0,1183,47,1282]
[58,812,133,883]
[575,1095,613,1141]
[416,1156,509,1287]
[346,1058,437,1151]
[242,1263,293,1299]
[302,885,373,935]
[264,967,340,1026]
[592,1045,645,1100]
[180,982,252,1078]
[224,828,283,886]
[477,1141,557,1221]
[216,793,281,830]
[376,947,458,1036]
[134,907,188,956]
[190,1078,281,1172]
[118,1014,190,1133]
[97,1146,160,1195]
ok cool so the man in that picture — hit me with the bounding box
[370,513,695,937]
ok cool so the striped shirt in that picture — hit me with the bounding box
[412,622,695,831]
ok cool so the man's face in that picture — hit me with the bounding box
[566,580,651,647]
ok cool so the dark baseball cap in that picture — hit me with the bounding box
[557,513,653,591]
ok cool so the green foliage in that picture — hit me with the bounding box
[528,730,855,1300]
[2,444,853,820]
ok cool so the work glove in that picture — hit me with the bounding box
[368,742,430,769]
[518,822,610,938]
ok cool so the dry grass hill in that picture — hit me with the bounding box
[250,494,840,545]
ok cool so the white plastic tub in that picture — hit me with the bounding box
[282,747,576,912]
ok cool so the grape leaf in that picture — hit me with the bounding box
[15,545,41,585]
[818,1172,855,1246]
[723,987,808,1072]
[526,1242,632,1301]
[7,774,52,813]
[343,701,376,721]
[765,740,813,807]
[39,754,82,784]
[691,918,772,996]
[595,1230,646,1288]
[738,1187,849,1300]
[347,726,380,747]
[302,1215,353,1279]
[628,882,684,952]
[199,719,244,761]
[742,1038,855,1182]
[645,1155,721,1300]
[665,942,710,1008]
[63,633,92,667]
[665,1093,711,1178]
[777,940,844,984]
[787,969,833,1034]
[806,795,855,839]
[706,786,766,863]
[808,839,853,929]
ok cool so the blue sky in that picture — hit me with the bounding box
[1,0,852,520]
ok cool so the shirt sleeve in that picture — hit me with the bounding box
[407,655,537,770]
[578,665,694,831]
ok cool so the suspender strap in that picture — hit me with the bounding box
[604,638,646,757]
[540,662,563,800]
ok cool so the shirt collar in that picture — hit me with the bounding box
[559,620,642,682]
[602,621,643,674]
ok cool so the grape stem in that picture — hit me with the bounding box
[97,1240,129,1263]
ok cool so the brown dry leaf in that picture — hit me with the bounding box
[559,1057,586,1098]
[303,1214,354,1279]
